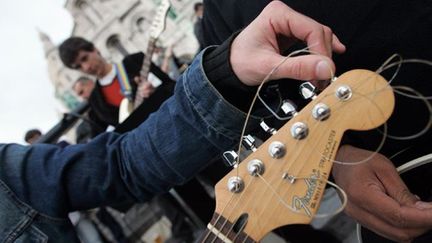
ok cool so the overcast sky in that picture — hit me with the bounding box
[0,0,73,144]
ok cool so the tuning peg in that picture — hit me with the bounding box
[299,82,317,99]
[222,150,239,167]
[242,134,257,151]
[260,121,277,135]
[281,99,297,117]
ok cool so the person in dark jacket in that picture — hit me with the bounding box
[202,0,432,242]
[1,3,354,241]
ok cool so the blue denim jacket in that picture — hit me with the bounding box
[0,50,257,242]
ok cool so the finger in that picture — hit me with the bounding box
[143,82,153,88]
[254,2,327,57]
[355,187,432,228]
[348,203,427,242]
[331,34,346,54]
[274,6,341,56]
[375,158,419,206]
[261,2,346,57]
[267,54,335,81]
[323,26,333,57]
[134,76,141,84]
[415,201,432,210]
[273,10,330,56]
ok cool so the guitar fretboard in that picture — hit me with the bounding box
[199,213,256,243]
[134,37,157,109]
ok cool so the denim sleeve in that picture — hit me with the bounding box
[0,50,259,218]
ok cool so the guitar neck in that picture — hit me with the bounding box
[134,37,157,109]
[199,213,256,243]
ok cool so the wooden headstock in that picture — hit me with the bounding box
[211,69,395,242]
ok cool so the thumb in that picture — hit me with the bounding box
[415,201,432,210]
[380,169,418,206]
[392,188,419,206]
[268,54,335,81]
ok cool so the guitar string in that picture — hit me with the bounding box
[203,178,255,243]
[254,175,348,220]
[216,178,262,243]
[325,57,431,164]
[251,67,389,223]
[270,92,385,220]
[254,51,392,166]
[282,60,432,240]
[216,49,414,241]
[245,95,351,232]
[378,58,432,91]
[210,46,321,242]
[242,114,323,234]
[243,58,430,232]
[295,60,396,166]
[241,56,431,166]
[201,189,237,242]
[255,55,432,165]
[373,58,432,140]
[355,153,432,243]
[245,74,396,236]
[352,56,432,243]
[203,188,240,243]
[220,46,360,241]
[207,47,314,241]
[376,85,432,140]
[375,54,403,85]
[239,116,352,240]
[227,56,431,241]
[232,59,392,237]
[204,48,297,242]
[221,47,342,241]
[229,47,329,239]
[314,78,391,166]
[232,46,316,174]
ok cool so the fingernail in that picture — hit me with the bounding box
[415,201,432,210]
[315,60,332,80]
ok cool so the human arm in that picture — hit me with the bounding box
[333,145,432,242]
[0,50,256,218]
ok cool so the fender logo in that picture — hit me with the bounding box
[292,170,321,217]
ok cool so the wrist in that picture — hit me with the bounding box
[202,32,258,112]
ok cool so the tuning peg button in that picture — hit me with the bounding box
[222,150,239,167]
[281,100,297,117]
[268,141,286,159]
[312,103,331,121]
[299,82,317,99]
[291,122,309,140]
[335,85,352,101]
[227,176,244,193]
